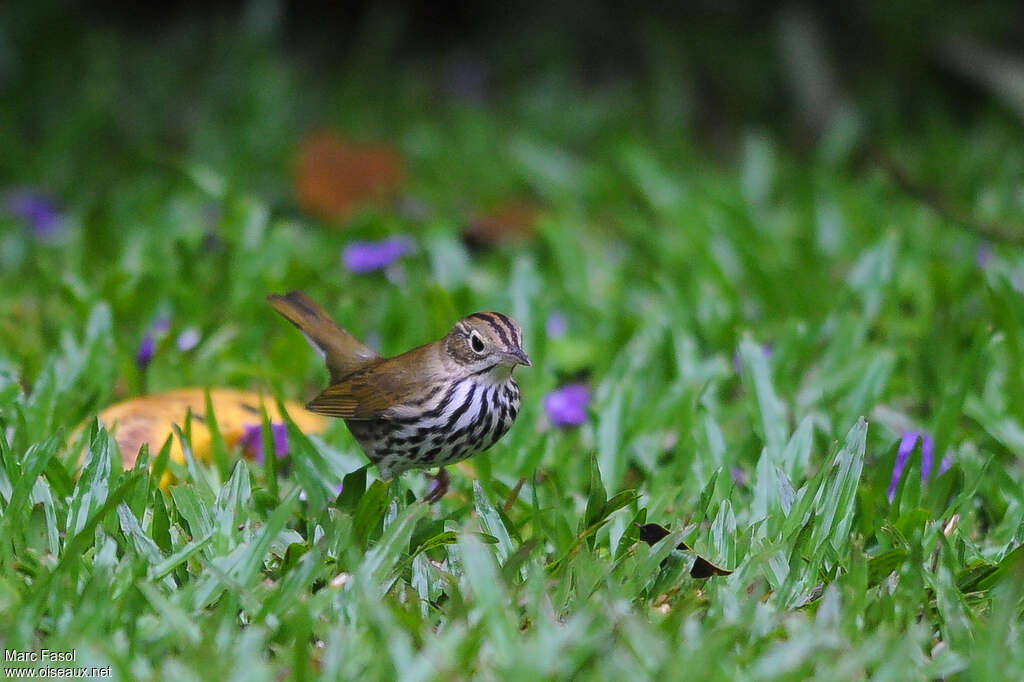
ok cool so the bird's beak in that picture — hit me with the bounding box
[507,348,532,367]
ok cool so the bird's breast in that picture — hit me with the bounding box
[348,376,521,478]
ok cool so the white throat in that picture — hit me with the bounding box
[482,363,515,385]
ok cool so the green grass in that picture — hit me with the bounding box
[2,12,1024,681]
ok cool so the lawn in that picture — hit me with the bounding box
[2,6,1024,680]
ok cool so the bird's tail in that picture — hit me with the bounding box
[268,291,379,381]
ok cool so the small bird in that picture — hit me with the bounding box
[268,291,531,502]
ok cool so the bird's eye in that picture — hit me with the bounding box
[470,332,485,353]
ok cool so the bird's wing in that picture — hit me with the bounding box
[305,346,443,419]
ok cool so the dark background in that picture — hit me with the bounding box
[11,1,1024,128]
[4,0,1024,227]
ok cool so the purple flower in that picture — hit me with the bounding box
[544,383,591,427]
[546,312,568,339]
[919,434,936,480]
[342,236,414,273]
[239,423,289,462]
[136,334,156,369]
[731,466,748,487]
[887,430,937,502]
[176,327,201,352]
[136,317,171,370]
[4,189,63,238]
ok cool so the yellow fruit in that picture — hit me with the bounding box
[72,388,328,487]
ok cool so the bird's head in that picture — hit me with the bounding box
[445,312,531,378]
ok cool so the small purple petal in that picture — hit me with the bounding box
[151,317,172,337]
[887,430,942,503]
[342,236,415,273]
[731,466,748,487]
[136,334,156,370]
[176,327,201,352]
[240,422,290,462]
[939,456,952,475]
[4,189,63,238]
[136,317,171,369]
[887,431,920,502]
[274,424,289,456]
[239,424,259,452]
[976,242,993,269]
[544,383,591,427]
[546,312,568,339]
[920,433,936,481]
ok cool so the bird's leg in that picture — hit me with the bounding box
[423,467,450,504]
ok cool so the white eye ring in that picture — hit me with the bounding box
[470,332,485,353]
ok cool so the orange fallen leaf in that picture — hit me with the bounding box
[73,388,328,487]
[464,199,540,247]
[294,130,405,224]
